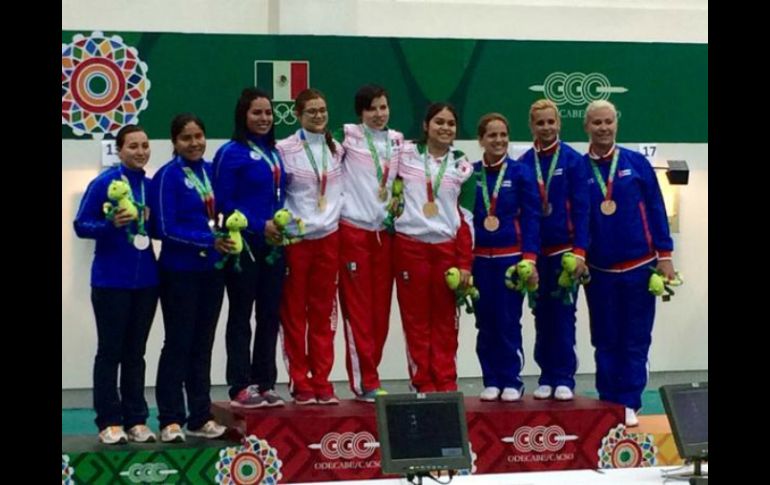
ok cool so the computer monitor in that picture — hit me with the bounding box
[660,382,708,478]
[375,392,471,477]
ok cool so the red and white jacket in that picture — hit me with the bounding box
[395,142,474,244]
[277,129,344,240]
[340,124,404,230]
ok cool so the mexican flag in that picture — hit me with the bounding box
[254,60,309,102]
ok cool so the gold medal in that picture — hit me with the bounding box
[483,215,500,232]
[423,201,439,218]
[318,195,328,212]
[378,186,388,202]
[543,203,553,217]
[600,199,616,216]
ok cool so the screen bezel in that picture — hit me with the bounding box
[375,392,472,475]
[660,382,708,461]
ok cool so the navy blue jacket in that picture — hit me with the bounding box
[212,134,287,251]
[149,157,221,271]
[584,147,674,270]
[471,156,541,259]
[74,165,159,288]
[518,141,589,257]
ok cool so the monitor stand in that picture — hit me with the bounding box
[406,470,457,485]
[666,458,707,482]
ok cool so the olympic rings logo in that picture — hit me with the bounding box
[119,463,178,483]
[501,425,578,453]
[273,102,298,126]
[529,72,628,106]
[308,431,380,459]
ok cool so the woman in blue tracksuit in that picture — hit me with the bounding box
[74,124,159,444]
[518,99,590,402]
[582,100,677,427]
[151,113,229,442]
[472,113,541,402]
[213,87,287,409]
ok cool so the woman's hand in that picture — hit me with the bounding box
[656,259,676,281]
[264,220,283,244]
[112,208,133,228]
[214,237,236,254]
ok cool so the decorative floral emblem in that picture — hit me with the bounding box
[62,31,151,139]
[598,424,657,468]
[216,435,282,484]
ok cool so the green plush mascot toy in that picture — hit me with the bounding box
[505,259,539,309]
[215,210,249,272]
[445,266,480,314]
[552,252,591,305]
[648,267,684,301]
[266,208,305,265]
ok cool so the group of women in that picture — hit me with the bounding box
[74,84,676,444]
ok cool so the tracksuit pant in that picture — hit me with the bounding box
[338,222,393,396]
[585,265,655,410]
[533,253,579,390]
[472,253,525,391]
[394,234,458,392]
[280,231,340,396]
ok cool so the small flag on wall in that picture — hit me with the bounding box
[254,60,309,102]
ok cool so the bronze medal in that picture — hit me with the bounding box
[600,199,616,216]
[483,215,500,232]
[378,186,388,202]
[423,201,439,218]
[318,195,328,212]
[543,203,553,217]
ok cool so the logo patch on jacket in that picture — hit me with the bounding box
[618,169,632,177]
[502,180,513,187]
[553,168,564,176]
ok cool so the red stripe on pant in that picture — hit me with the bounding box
[338,223,393,395]
[280,231,340,395]
[394,234,459,392]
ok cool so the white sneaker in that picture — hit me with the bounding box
[533,385,553,399]
[554,386,574,401]
[127,424,157,443]
[161,423,186,443]
[98,425,128,445]
[479,386,501,401]
[500,387,522,402]
[625,407,639,427]
[187,420,227,439]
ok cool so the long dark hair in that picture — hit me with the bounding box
[232,87,276,148]
[294,88,337,156]
[418,102,458,146]
[170,113,206,156]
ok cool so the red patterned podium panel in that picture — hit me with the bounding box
[212,396,624,483]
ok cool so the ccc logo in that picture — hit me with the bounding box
[273,102,298,126]
[501,425,578,453]
[119,463,178,483]
[530,72,628,106]
[308,431,379,459]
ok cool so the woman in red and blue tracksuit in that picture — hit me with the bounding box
[74,125,158,444]
[150,113,228,441]
[582,100,676,427]
[213,88,288,408]
[518,100,589,401]
[471,113,541,402]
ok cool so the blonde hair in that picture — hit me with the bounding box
[584,100,617,125]
[529,99,560,123]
